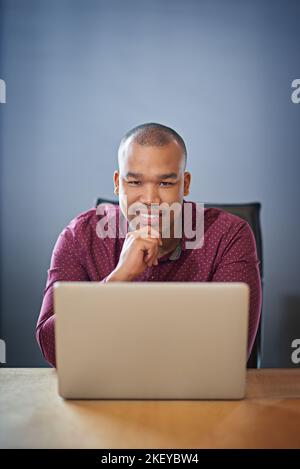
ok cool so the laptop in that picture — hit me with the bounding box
[54,282,249,400]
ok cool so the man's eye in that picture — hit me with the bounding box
[128,180,141,186]
[160,182,175,187]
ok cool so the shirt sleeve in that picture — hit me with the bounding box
[36,227,108,367]
[211,221,262,361]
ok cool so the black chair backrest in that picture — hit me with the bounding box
[95,198,263,368]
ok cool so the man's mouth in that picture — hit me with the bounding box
[139,212,161,224]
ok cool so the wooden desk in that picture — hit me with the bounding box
[0,368,300,449]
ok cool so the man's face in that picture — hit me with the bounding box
[114,139,191,239]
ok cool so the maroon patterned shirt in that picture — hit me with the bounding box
[36,200,262,367]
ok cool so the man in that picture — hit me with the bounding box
[36,122,262,367]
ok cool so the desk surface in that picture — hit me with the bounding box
[1,368,300,449]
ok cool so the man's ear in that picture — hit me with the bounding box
[183,171,191,197]
[113,170,119,195]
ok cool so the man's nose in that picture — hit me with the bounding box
[140,183,161,206]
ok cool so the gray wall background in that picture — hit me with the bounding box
[0,0,299,367]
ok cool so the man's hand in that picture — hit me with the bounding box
[106,225,163,282]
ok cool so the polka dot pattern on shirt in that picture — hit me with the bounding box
[36,200,262,367]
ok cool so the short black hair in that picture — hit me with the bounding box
[118,122,187,169]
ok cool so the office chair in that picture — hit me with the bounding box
[95,197,263,368]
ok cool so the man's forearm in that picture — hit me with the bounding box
[36,315,56,367]
[105,268,135,282]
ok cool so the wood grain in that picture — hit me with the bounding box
[0,368,300,448]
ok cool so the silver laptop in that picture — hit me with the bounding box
[54,282,249,400]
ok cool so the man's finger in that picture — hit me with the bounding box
[144,245,158,265]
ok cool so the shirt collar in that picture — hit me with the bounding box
[158,199,191,262]
[168,241,182,261]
